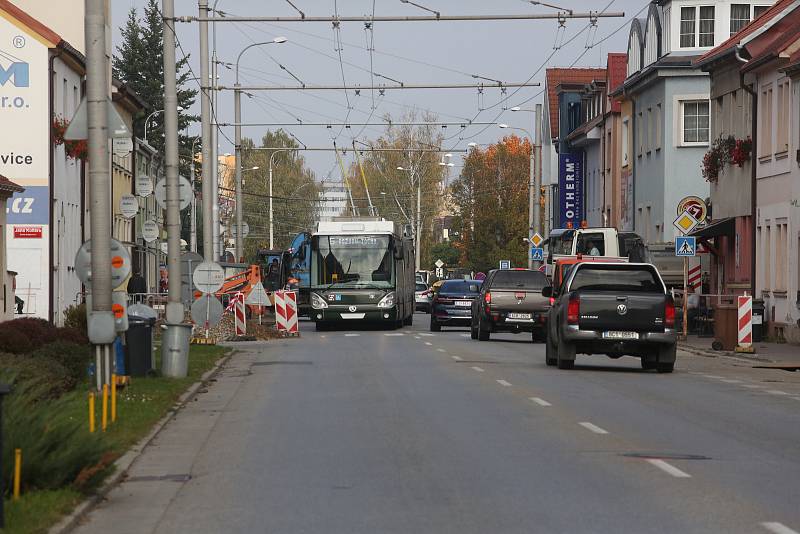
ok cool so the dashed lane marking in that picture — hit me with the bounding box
[385,333,404,336]
[414,336,421,339]
[702,375,724,379]
[320,335,327,338]
[792,397,800,402]
[460,334,470,337]
[344,333,360,337]
[766,390,790,396]
[529,397,551,407]
[452,356,463,361]
[646,459,691,478]
[471,366,485,373]
[761,522,800,534]
[437,348,446,353]
[419,333,435,337]
[425,342,433,346]
[496,379,512,387]
[719,379,742,383]
[578,422,609,434]
[742,384,766,389]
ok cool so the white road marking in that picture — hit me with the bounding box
[344,333,360,337]
[792,397,800,402]
[471,366,485,373]
[529,397,551,406]
[719,378,742,384]
[761,522,800,534]
[414,336,421,339]
[460,333,471,337]
[646,459,691,478]
[451,356,463,361]
[496,379,512,387]
[742,384,766,389]
[578,422,609,434]
[437,348,447,353]
[384,333,404,336]
[702,375,724,379]
[419,333,435,337]
[320,335,327,338]
[424,342,433,346]
[766,390,790,396]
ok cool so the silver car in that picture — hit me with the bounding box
[415,283,432,313]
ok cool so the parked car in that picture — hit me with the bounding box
[471,269,551,342]
[430,279,482,331]
[415,283,433,313]
[544,262,676,372]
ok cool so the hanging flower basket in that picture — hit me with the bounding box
[52,116,88,162]
[702,135,751,183]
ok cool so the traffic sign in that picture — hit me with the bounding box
[245,281,270,306]
[119,194,139,219]
[673,210,700,235]
[155,176,192,211]
[529,232,543,248]
[74,238,132,289]
[677,196,707,222]
[113,137,133,156]
[434,259,445,269]
[229,221,250,239]
[192,261,225,294]
[136,174,153,197]
[191,294,224,328]
[530,247,544,261]
[499,260,511,269]
[675,236,696,257]
[142,220,160,242]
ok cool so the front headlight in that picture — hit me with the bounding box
[377,292,396,308]
[311,292,328,309]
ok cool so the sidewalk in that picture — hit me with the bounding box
[679,334,800,366]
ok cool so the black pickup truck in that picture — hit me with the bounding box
[471,269,551,342]
[543,263,677,372]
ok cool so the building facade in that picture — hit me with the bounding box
[0,175,24,321]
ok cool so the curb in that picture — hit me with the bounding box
[49,351,234,534]
[678,343,774,363]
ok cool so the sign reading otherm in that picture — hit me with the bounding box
[558,153,583,228]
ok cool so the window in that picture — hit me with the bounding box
[764,225,771,290]
[655,103,662,149]
[760,85,773,156]
[776,223,787,291]
[682,100,710,144]
[680,7,696,47]
[622,118,630,165]
[753,5,770,18]
[699,6,715,46]
[646,107,652,153]
[490,270,549,290]
[730,4,750,35]
[637,111,643,157]
[777,80,790,153]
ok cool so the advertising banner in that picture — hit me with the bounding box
[558,153,583,228]
[6,185,48,224]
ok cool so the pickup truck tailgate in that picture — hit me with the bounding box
[490,290,550,313]
[577,292,666,332]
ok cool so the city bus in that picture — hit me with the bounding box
[309,219,415,330]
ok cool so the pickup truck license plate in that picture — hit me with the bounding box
[455,301,471,307]
[509,312,532,320]
[602,331,639,340]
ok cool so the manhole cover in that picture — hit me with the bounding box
[126,473,192,483]
[621,452,710,461]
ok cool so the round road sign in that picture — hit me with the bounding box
[229,221,250,238]
[119,194,139,219]
[677,196,707,222]
[192,261,225,294]
[155,176,192,211]
[74,238,132,288]
[142,220,160,242]
[191,294,224,328]
[136,174,153,197]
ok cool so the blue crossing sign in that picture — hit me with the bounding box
[675,236,696,257]
[530,247,544,261]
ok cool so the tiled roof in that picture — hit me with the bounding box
[545,67,606,139]
[0,174,24,196]
[0,0,61,46]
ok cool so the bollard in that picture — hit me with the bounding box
[0,384,9,528]
[13,449,21,500]
[89,392,96,433]
[101,384,108,432]
[111,373,117,423]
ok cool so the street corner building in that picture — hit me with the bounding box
[0,0,85,324]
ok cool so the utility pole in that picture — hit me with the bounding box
[211,51,220,260]
[533,103,543,269]
[190,136,200,253]
[162,0,190,377]
[234,86,243,260]
[85,0,115,381]
[416,168,421,272]
[198,0,213,260]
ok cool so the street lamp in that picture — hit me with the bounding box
[268,148,296,249]
[143,107,183,144]
[499,122,541,269]
[233,36,288,259]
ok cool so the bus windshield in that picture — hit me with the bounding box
[312,234,394,289]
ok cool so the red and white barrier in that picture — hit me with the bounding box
[275,290,299,335]
[737,295,752,349]
[688,258,702,293]
[234,292,246,336]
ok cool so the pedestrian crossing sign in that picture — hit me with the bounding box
[675,236,696,257]
[530,247,544,261]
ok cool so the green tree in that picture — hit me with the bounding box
[113,0,198,163]
[429,242,460,268]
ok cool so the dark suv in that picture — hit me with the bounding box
[471,269,552,341]
[430,280,483,331]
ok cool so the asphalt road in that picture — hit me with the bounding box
[75,314,800,534]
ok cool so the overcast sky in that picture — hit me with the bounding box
[112,0,646,182]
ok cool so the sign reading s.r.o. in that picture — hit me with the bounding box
[6,185,48,224]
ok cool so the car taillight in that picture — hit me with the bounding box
[549,297,555,306]
[567,295,580,325]
[484,292,491,304]
[665,297,675,329]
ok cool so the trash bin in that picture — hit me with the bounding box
[126,316,155,376]
[712,304,737,351]
[752,298,765,342]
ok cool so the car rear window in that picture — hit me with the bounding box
[415,283,428,291]
[490,270,549,290]
[570,266,662,293]
[440,280,482,293]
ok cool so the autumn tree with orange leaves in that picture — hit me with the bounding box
[449,135,532,272]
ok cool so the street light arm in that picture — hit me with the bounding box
[235,39,286,85]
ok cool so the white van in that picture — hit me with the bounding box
[545,227,649,275]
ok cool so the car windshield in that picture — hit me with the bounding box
[570,267,662,292]
[549,231,575,255]
[491,270,549,290]
[311,234,394,289]
[440,280,481,294]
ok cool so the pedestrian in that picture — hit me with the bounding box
[8,270,23,314]
[127,268,147,302]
